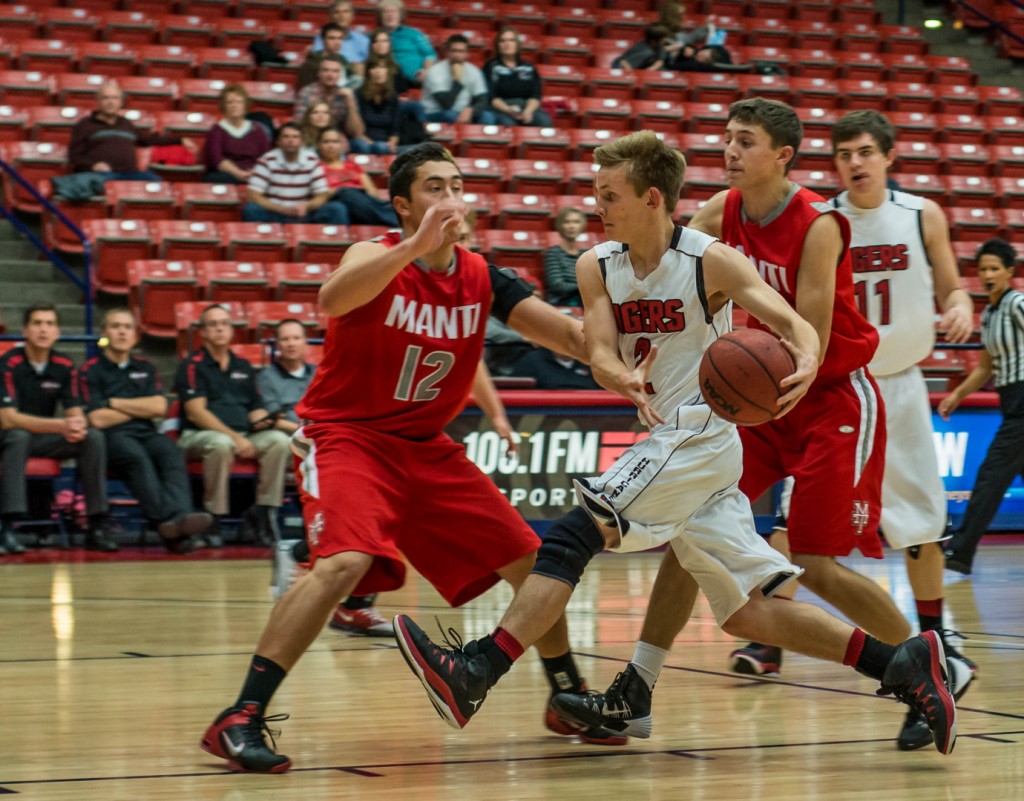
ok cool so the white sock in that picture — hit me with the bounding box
[630,641,669,691]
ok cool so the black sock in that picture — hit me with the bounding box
[541,651,582,695]
[293,539,310,562]
[855,636,897,681]
[87,513,108,533]
[341,593,377,611]
[478,635,514,682]
[234,655,287,710]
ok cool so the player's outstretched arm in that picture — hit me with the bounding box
[704,242,819,413]
[577,250,665,427]
[923,198,974,344]
[319,199,465,317]
[505,296,587,363]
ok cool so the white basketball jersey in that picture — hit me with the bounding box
[595,226,732,424]
[832,189,935,376]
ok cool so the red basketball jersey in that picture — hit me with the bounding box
[297,232,491,439]
[721,186,878,382]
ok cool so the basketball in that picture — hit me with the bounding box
[698,329,796,426]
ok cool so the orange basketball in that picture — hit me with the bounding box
[698,328,796,426]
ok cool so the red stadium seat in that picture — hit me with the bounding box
[452,124,514,160]
[99,11,159,46]
[503,159,567,196]
[687,73,743,106]
[536,65,586,97]
[987,114,1024,148]
[0,70,55,108]
[83,219,153,295]
[40,8,100,42]
[266,262,329,303]
[195,260,272,303]
[139,45,198,79]
[119,75,178,113]
[285,223,352,263]
[54,73,110,106]
[480,230,544,274]
[926,55,975,86]
[79,41,140,77]
[793,49,839,80]
[838,78,887,111]
[946,206,1001,242]
[106,180,179,220]
[941,143,993,177]
[789,77,840,110]
[582,68,638,101]
[494,193,556,232]
[539,35,593,68]
[244,300,323,341]
[979,85,1023,117]
[891,173,949,204]
[797,136,835,172]
[682,165,728,201]
[841,51,887,82]
[790,169,839,196]
[445,2,496,34]
[511,127,574,161]
[947,175,998,209]
[577,97,633,132]
[1,141,67,214]
[636,70,689,103]
[15,39,79,74]
[936,85,982,116]
[453,157,506,194]
[271,20,321,51]
[0,7,40,41]
[151,219,223,261]
[41,187,106,254]
[220,221,288,263]
[552,194,601,226]
[195,48,257,81]
[460,191,498,229]
[991,145,1024,178]
[888,111,939,143]
[744,16,792,48]
[884,52,930,84]
[791,20,839,51]
[1002,208,1024,238]
[0,106,29,143]
[634,100,686,134]
[236,0,290,22]
[563,160,601,196]
[794,105,839,138]
[548,8,598,38]
[681,102,730,135]
[159,15,217,48]
[27,106,87,146]
[176,182,244,222]
[937,113,986,146]
[996,177,1024,209]
[679,132,727,168]
[736,73,791,103]
[894,140,941,175]
[127,259,201,337]
[153,110,219,147]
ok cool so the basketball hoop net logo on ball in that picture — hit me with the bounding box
[698,329,795,426]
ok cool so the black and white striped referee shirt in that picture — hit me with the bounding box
[981,288,1024,387]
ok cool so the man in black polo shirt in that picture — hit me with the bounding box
[174,304,291,547]
[0,303,116,553]
[79,308,213,554]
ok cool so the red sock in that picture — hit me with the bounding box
[842,627,867,667]
[492,627,525,662]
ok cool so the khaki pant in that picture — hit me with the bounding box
[177,429,291,515]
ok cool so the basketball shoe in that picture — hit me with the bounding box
[545,689,629,746]
[898,646,974,751]
[200,702,292,773]
[728,642,783,676]
[393,615,496,729]
[329,603,394,636]
[879,630,957,755]
[550,664,653,738]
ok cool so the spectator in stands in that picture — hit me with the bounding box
[68,81,197,181]
[658,0,709,61]
[940,238,1022,575]
[243,122,350,225]
[293,56,366,144]
[174,304,292,548]
[0,303,116,554]
[256,319,315,437]
[299,101,338,150]
[482,27,552,128]
[352,54,403,154]
[317,127,398,226]
[671,44,735,73]
[543,206,587,307]
[79,308,212,554]
[368,28,415,93]
[612,24,672,71]
[510,345,600,390]
[421,34,495,125]
[204,84,272,185]
[297,23,359,91]
[310,0,369,76]
[375,0,436,87]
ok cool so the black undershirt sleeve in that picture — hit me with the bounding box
[488,264,534,324]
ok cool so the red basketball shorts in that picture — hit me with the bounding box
[739,368,887,558]
[293,422,540,606]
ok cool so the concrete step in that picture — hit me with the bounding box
[0,260,60,283]
[0,279,85,305]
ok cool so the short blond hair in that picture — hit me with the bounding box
[593,131,687,207]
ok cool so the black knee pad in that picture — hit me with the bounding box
[532,507,605,589]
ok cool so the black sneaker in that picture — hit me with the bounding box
[940,630,978,673]
[0,530,26,555]
[943,535,976,575]
[85,528,119,552]
[544,691,629,745]
[200,702,291,773]
[550,664,654,739]
[878,630,957,755]
[729,642,783,677]
[393,615,495,729]
[897,648,973,751]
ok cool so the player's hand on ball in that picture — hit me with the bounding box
[775,338,817,418]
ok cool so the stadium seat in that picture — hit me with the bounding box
[266,262,329,303]
[682,165,728,200]
[636,70,689,103]
[27,106,86,146]
[536,65,586,97]
[737,73,791,104]
[494,193,556,232]
[41,186,106,254]
[794,105,840,138]
[153,110,219,147]
[687,73,743,106]
[79,41,140,77]
[0,70,55,108]
[15,39,79,74]
[244,300,323,342]
[841,51,887,83]
[453,157,506,194]
[797,137,835,171]
[987,114,1024,148]
[444,2,495,34]
[790,169,839,196]
[272,20,320,51]
[894,140,941,175]
[996,177,1024,209]
[285,224,352,263]
[504,159,567,196]
[119,75,178,113]
[838,78,887,110]
[139,45,199,79]
[196,47,257,81]
[947,175,998,208]
[236,0,290,22]
[789,77,840,109]
[937,113,986,146]
[634,100,686,134]
[583,68,638,102]
[99,11,159,46]
[106,180,179,220]
[453,124,514,160]
[195,260,272,303]
[791,20,839,51]
[1002,208,1024,238]
[540,229,601,252]
[480,230,544,274]
[40,8,100,42]
[461,191,498,228]
[679,133,727,168]
[159,15,217,48]
[942,143,993,177]
[892,172,949,204]
[0,106,29,142]
[991,145,1024,178]
[884,52,930,84]
[744,16,792,47]
[951,240,980,274]
[979,85,1024,117]
[84,219,153,294]
[151,219,223,261]
[0,6,40,41]
[1,141,67,214]
[220,221,289,262]
[947,206,1001,242]
[563,160,601,196]
[888,111,938,143]
[552,194,601,225]
[577,97,633,131]
[127,259,201,338]
[511,127,574,161]
[794,49,840,80]
[680,102,730,135]
[539,35,593,68]
[568,128,618,161]
[926,55,975,86]
[175,181,244,222]
[936,85,982,117]
[54,73,110,106]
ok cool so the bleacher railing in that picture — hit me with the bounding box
[0,157,94,336]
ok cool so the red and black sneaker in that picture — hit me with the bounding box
[200,702,292,773]
[879,630,958,755]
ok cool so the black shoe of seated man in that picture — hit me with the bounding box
[159,512,214,542]
[200,518,225,549]
[85,527,119,553]
[0,530,26,555]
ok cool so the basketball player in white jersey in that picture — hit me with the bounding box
[829,110,976,750]
[394,130,960,756]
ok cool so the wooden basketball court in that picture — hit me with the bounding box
[1,544,1021,800]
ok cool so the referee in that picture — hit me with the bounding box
[938,237,1022,574]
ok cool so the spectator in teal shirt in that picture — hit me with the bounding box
[376,0,436,86]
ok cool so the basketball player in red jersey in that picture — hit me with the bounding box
[550,99,920,729]
[199,143,623,774]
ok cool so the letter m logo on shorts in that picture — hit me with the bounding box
[851,501,870,535]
